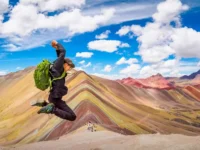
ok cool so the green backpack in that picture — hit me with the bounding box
[34,59,66,91]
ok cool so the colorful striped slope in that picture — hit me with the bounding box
[0,68,200,147]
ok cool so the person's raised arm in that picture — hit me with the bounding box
[51,40,66,73]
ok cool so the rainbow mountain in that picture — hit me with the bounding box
[0,67,200,147]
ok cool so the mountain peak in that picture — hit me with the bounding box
[180,69,200,80]
[151,73,163,78]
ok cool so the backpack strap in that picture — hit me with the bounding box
[49,70,66,90]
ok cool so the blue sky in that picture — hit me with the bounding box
[0,0,200,79]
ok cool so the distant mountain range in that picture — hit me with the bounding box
[117,70,200,89]
[180,70,200,80]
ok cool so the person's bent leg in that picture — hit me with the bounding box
[52,107,76,121]
[48,94,76,121]
[53,100,76,121]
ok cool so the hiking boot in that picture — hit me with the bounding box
[31,101,48,107]
[37,103,55,114]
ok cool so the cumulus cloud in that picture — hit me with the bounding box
[138,58,200,78]
[120,64,141,75]
[88,40,130,53]
[119,43,130,48]
[76,52,93,58]
[170,27,200,58]
[135,45,175,63]
[20,0,85,12]
[116,26,130,36]
[116,0,200,64]
[152,0,189,25]
[139,59,180,78]
[1,4,115,37]
[103,65,112,72]
[0,0,115,51]
[88,40,120,52]
[0,0,8,14]
[0,0,9,27]
[116,57,138,65]
[95,30,110,39]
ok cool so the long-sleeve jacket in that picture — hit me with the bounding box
[49,43,68,98]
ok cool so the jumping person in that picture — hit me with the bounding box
[32,40,76,121]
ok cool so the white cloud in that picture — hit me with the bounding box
[76,52,93,58]
[84,62,92,68]
[140,64,173,78]
[0,0,8,16]
[3,28,68,51]
[88,40,120,52]
[138,58,200,78]
[152,0,189,25]
[78,61,91,69]
[84,2,158,25]
[119,43,130,48]
[88,40,129,53]
[136,46,175,63]
[139,58,184,78]
[116,26,130,36]
[116,25,143,37]
[0,70,8,75]
[117,0,200,63]
[1,4,115,37]
[1,0,198,53]
[0,1,163,52]
[79,60,85,64]
[95,30,110,39]
[103,65,112,72]
[120,64,141,75]
[130,25,143,36]
[116,57,138,65]
[0,0,8,32]
[170,27,200,58]
[20,0,85,12]
[0,1,115,51]
[2,44,19,51]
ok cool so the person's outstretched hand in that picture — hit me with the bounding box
[51,40,58,49]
